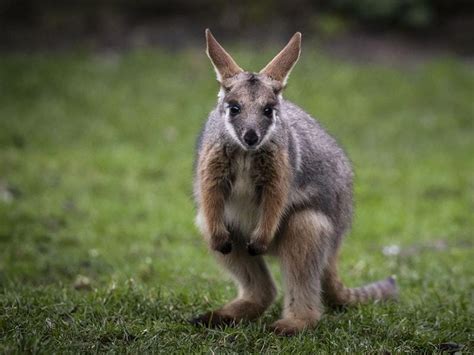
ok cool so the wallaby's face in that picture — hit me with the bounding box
[220,73,279,149]
[205,29,301,151]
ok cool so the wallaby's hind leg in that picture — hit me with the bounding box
[191,243,277,327]
[271,210,334,336]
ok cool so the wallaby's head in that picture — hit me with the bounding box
[205,29,301,150]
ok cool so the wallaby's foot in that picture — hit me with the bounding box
[190,299,266,328]
[190,311,237,328]
[270,317,315,336]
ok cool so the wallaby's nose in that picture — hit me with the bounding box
[243,129,259,147]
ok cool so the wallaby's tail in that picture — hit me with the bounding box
[322,255,398,306]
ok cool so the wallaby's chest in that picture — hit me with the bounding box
[224,154,260,237]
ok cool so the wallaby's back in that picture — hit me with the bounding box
[278,99,354,240]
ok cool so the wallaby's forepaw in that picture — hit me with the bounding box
[210,232,232,254]
[247,240,268,256]
[189,311,236,328]
[215,240,232,254]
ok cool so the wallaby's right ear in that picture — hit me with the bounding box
[260,32,301,86]
[205,29,243,82]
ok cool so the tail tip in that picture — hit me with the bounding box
[386,275,399,300]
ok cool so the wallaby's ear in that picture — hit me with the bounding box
[205,29,243,82]
[260,32,301,86]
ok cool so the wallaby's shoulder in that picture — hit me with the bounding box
[195,107,228,157]
[280,99,350,161]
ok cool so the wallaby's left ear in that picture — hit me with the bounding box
[205,29,243,82]
[260,32,301,86]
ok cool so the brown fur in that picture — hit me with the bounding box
[197,143,232,252]
[248,146,291,255]
[270,210,333,335]
[197,141,291,255]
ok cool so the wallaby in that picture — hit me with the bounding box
[192,29,397,336]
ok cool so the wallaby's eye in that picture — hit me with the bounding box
[263,107,273,118]
[229,104,241,116]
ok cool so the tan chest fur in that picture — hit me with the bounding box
[224,153,260,238]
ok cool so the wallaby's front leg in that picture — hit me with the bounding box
[248,149,290,255]
[198,144,232,254]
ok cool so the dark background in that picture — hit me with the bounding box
[1,0,473,56]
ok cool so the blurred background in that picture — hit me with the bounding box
[1,0,473,56]
[0,1,473,353]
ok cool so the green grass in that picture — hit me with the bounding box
[0,47,473,353]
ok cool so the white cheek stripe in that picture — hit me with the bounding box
[224,108,247,149]
[217,87,225,100]
[255,111,277,149]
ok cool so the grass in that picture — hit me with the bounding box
[0,46,473,353]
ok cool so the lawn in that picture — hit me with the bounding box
[0,46,473,352]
